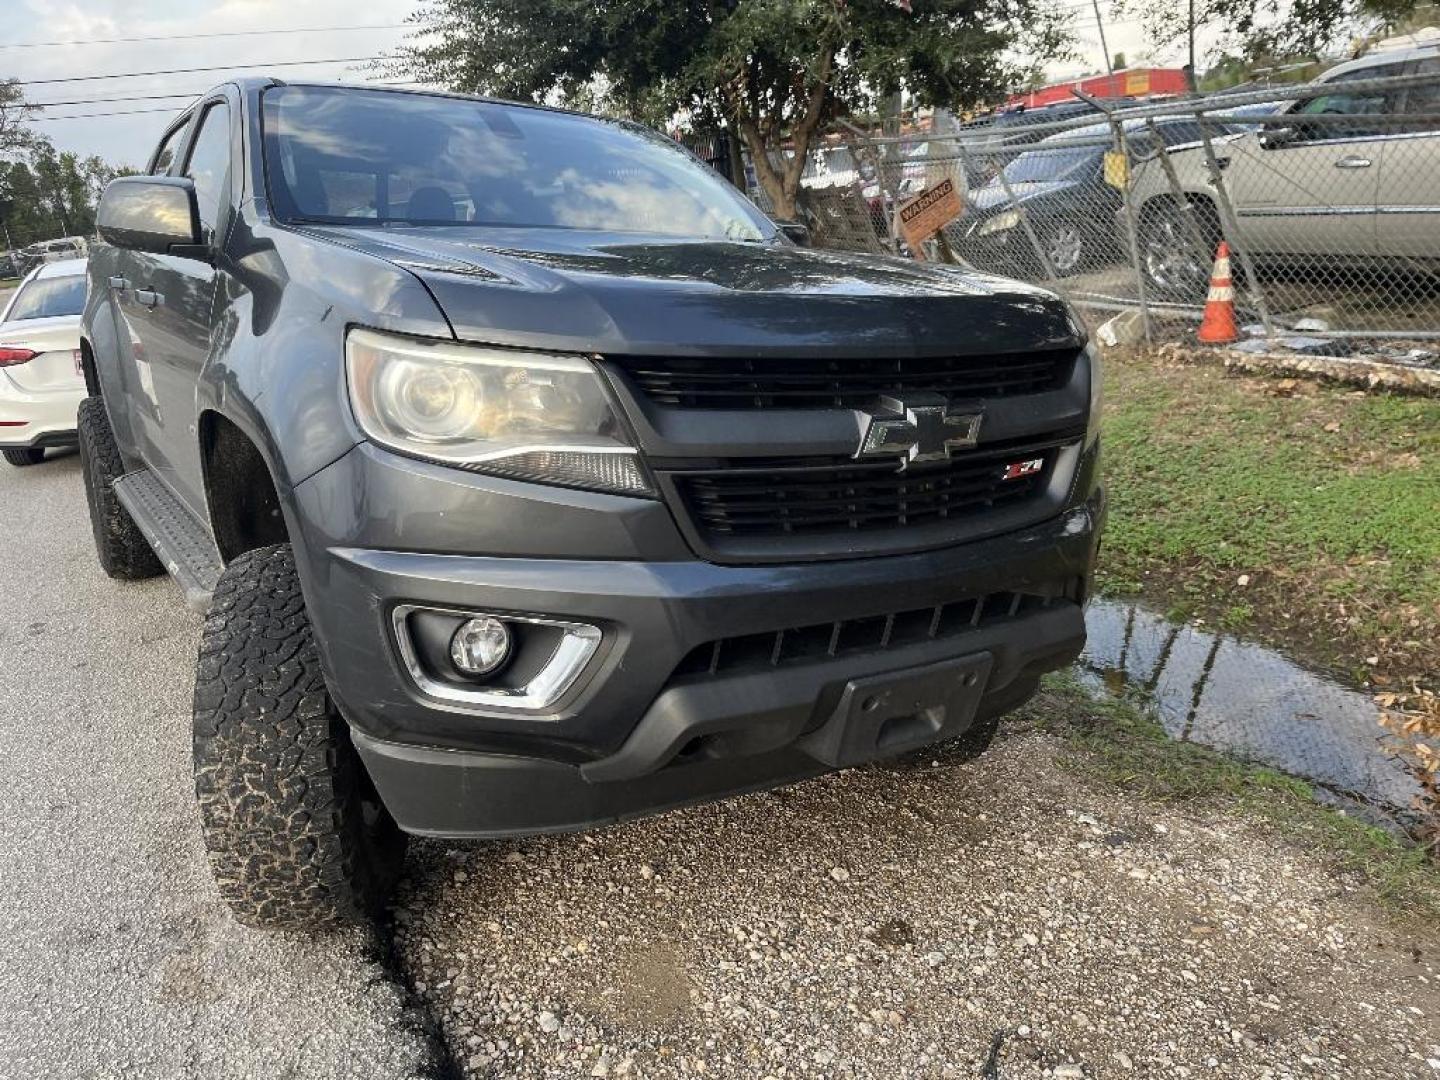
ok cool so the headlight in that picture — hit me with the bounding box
[345,328,653,496]
[1084,341,1103,449]
[977,209,1021,236]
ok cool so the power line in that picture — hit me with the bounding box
[14,55,388,88]
[0,23,406,51]
[31,78,436,111]
[31,81,436,122]
[31,91,215,109]
[31,107,180,122]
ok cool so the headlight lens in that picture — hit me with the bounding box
[346,328,653,496]
[978,209,1021,236]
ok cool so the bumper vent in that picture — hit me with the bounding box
[672,434,1072,540]
[673,590,1072,680]
[610,349,1078,410]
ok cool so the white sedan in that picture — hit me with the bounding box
[0,258,87,467]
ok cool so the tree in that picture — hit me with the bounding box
[1116,0,1422,64]
[392,0,1068,219]
[1,79,40,159]
[1111,50,1127,69]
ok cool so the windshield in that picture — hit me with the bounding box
[262,86,772,241]
[5,275,85,321]
[998,145,1098,184]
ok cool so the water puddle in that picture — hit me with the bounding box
[1078,599,1420,823]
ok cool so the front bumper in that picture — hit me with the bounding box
[290,442,1104,837]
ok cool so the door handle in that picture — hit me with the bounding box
[107,275,129,291]
[1335,156,1373,169]
[134,288,162,309]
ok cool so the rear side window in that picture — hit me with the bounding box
[184,103,233,239]
[5,276,86,321]
[151,120,189,175]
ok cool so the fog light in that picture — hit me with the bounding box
[449,617,512,677]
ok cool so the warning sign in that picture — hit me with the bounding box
[896,178,963,252]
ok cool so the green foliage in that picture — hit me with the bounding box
[0,77,134,248]
[1096,353,1440,679]
[393,0,1069,215]
[1116,0,1423,65]
[0,78,40,158]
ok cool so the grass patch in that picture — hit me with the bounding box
[1023,671,1440,920]
[1097,349,1440,681]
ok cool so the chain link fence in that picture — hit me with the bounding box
[760,69,1440,348]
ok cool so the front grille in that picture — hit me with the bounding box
[673,591,1072,680]
[610,349,1078,409]
[672,434,1072,539]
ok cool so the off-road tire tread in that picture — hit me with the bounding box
[77,396,163,579]
[192,543,406,929]
[2,446,44,466]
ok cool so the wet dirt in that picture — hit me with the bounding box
[1079,598,1420,824]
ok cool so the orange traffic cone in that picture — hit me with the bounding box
[1197,241,1239,344]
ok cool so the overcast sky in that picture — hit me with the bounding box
[4,0,1202,167]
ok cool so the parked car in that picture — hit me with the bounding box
[1129,46,1440,297]
[14,236,88,277]
[81,79,1103,929]
[0,257,87,466]
[956,115,1217,277]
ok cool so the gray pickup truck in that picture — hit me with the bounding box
[80,79,1104,929]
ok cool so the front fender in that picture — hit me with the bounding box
[194,205,454,495]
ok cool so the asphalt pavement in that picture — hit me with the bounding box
[0,453,447,1080]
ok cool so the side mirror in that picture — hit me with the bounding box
[775,220,810,246]
[1259,125,1297,150]
[96,176,206,258]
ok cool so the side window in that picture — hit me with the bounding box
[1401,57,1440,133]
[1291,64,1404,140]
[150,120,189,175]
[183,103,233,240]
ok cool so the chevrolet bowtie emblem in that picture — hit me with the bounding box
[855,393,983,470]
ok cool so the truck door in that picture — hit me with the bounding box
[98,113,193,465]
[131,97,233,515]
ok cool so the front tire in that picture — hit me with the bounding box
[77,396,163,580]
[192,543,407,929]
[2,447,44,466]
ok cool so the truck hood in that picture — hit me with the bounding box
[300,224,1080,356]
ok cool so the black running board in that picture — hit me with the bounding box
[113,469,222,613]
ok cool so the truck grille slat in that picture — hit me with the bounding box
[672,433,1070,539]
[611,348,1078,409]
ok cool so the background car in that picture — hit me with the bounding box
[1129,45,1440,297]
[0,258,88,466]
[956,115,1216,278]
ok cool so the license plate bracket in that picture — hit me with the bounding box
[798,652,994,769]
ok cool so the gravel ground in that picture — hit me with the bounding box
[0,454,445,1079]
[5,446,1440,1080]
[395,736,1440,1079]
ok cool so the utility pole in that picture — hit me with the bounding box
[1186,0,1199,92]
[1091,0,1115,97]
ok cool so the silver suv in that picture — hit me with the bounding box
[1131,46,1440,296]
